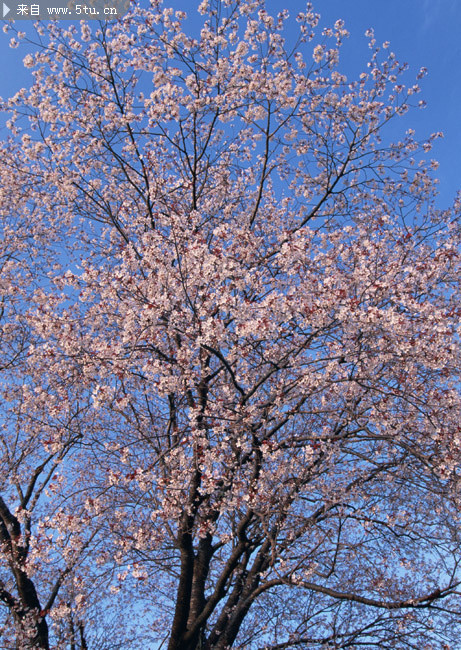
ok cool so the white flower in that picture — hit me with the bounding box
[23,54,34,68]
[313,45,323,63]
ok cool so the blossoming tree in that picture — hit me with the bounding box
[1,0,460,647]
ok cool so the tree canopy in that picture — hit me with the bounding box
[0,1,460,647]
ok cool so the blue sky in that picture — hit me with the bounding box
[0,0,460,208]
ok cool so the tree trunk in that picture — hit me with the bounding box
[15,611,49,650]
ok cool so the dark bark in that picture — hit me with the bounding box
[183,533,214,649]
[205,537,272,649]
[167,468,203,650]
[0,496,49,649]
[79,621,88,650]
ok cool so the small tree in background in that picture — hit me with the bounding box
[1,1,460,647]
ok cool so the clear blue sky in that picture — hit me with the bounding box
[1,0,460,207]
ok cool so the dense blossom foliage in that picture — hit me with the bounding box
[0,1,460,647]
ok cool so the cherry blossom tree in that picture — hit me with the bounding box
[1,0,460,647]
